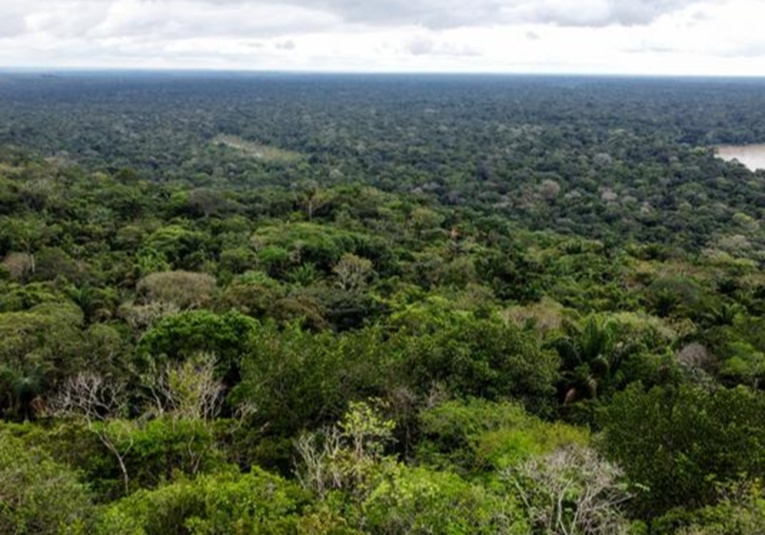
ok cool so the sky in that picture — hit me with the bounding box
[1,0,764,75]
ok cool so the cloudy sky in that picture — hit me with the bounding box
[1,0,764,75]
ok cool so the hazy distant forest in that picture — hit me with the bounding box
[3,73,765,534]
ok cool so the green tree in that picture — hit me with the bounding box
[600,384,765,517]
[0,430,93,534]
[138,310,257,383]
[95,468,306,535]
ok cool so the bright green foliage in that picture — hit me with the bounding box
[340,401,396,460]
[362,465,528,534]
[297,401,529,534]
[108,417,227,491]
[0,430,93,534]
[296,401,397,502]
[95,468,307,535]
[7,421,125,501]
[701,315,765,388]
[11,418,228,501]
[0,281,64,312]
[135,248,172,276]
[145,225,209,269]
[0,215,50,257]
[417,399,588,472]
[252,223,368,273]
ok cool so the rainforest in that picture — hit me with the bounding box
[2,72,765,534]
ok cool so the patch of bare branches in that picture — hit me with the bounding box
[503,445,634,535]
[143,353,224,421]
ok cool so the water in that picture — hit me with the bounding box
[716,144,765,171]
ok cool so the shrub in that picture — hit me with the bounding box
[0,430,93,534]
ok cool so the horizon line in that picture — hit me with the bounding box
[2,66,765,79]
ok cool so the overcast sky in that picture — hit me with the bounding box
[1,0,764,75]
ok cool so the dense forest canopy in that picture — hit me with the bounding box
[2,73,765,534]
[3,73,765,252]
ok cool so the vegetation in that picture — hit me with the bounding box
[2,72,765,533]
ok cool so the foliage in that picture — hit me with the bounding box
[0,430,93,534]
[600,384,765,516]
[417,398,588,473]
[138,309,257,381]
[389,303,559,411]
[136,270,217,309]
[361,465,527,534]
[3,74,765,530]
[295,401,396,501]
[673,481,765,535]
[501,445,634,535]
[95,468,306,535]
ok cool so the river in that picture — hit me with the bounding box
[716,144,765,171]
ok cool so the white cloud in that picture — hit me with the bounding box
[0,0,763,75]
[190,0,706,29]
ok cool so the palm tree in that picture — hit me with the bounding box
[0,365,45,420]
[703,302,742,327]
[554,316,623,403]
